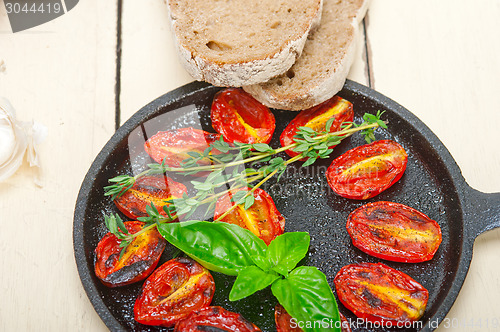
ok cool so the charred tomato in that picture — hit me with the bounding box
[334,262,429,324]
[174,306,261,332]
[134,257,215,327]
[211,88,275,144]
[114,175,187,220]
[94,221,166,287]
[275,304,302,332]
[214,187,285,245]
[144,127,221,171]
[274,304,351,332]
[347,201,442,263]
[280,96,354,158]
[326,140,407,200]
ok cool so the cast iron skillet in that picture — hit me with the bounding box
[74,80,499,332]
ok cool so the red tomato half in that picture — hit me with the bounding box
[144,127,221,170]
[326,140,408,200]
[347,201,442,262]
[211,88,276,144]
[334,263,429,324]
[280,96,354,158]
[94,221,166,287]
[275,304,303,332]
[174,306,261,332]
[114,175,187,220]
[274,304,351,332]
[134,257,215,327]
[214,187,285,245]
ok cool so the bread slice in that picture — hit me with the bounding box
[243,0,370,110]
[166,0,323,87]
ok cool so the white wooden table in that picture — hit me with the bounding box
[0,0,499,331]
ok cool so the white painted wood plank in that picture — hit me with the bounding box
[0,1,116,331]
[367,0,500,330]
[347,19,370,87]
[120,0,193,125]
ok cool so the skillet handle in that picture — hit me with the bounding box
[466,187,500,239]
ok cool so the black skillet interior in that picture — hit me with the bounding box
[74,80,499,332]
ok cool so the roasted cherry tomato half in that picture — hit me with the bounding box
[274,304,351,332]
[326,140,408,200]
[211,88,276,144]
[339,313,352,332]
[134,257,215,327]
[94,221,166,287]
[347,201,442,262]
[114,175,187,220]
[275,304,303,332]
[144,127,222,171]
[334,263,429,324]
[214,187,285,245]
[280,96,354,158]
[174,306,261,332]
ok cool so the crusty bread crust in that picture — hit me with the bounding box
[167,0,323,87]
[244,0,370,110]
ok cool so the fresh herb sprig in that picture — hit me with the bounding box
[104,214,133,259]
[103,112,386,244]
[103,159,170,200]
[104,112,386,209]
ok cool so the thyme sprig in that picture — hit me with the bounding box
[103,159,170,200]
[103,112,386,242]
[104,214,133,259]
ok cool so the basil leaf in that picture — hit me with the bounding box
[157,220,267,276]
[252,255,272,272]
[271,266,340,332]
[267,232,310,277]
[229,266,280,301]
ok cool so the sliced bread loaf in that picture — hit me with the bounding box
[166,0,323,87]
[243,0,370,110]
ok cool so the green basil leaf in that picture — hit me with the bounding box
[267,232,309,277]
[271,266,340,332]
[251,255,271,272]
[229,266,280,301]
[157,220,267,276]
